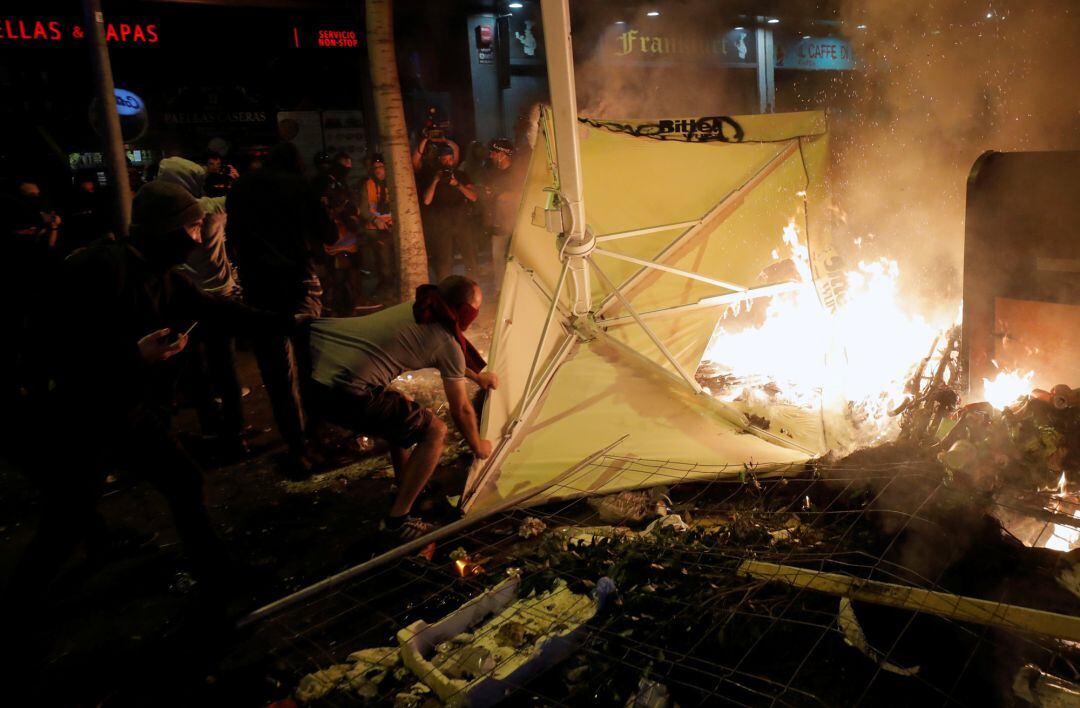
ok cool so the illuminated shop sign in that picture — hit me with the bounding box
[608,27,757,68]
[0,17,159,44]
[775,37,855,71]
[113,88,144,117]
[291,26,361,49]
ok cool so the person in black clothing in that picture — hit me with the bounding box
[2,181,298,610]
[61,170,107,254]
[477,138,524,292]
[421,143,478,281]
[226,142,337,477]
[0,192,58,438]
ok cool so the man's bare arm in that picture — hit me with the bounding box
[423,175,439,206]
[443,377,491,459]
[465,369,499,391]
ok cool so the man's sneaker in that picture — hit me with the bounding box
[380,516,436,542]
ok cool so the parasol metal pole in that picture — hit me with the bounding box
[592,259,703,395]
[593,247,749,292]
[82,0,131,237]
[540,0,592,316]
[240,436,627,627]
[521,257,569,402]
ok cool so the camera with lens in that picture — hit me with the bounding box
[422,106,450,143]
[204,166,235,197]
[438,167,455,181]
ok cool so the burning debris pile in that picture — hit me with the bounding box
[697,221,953,451]
[258,220,1080,706]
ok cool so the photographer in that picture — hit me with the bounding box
[411,108,460,172]
[421,144,477,281]
[204,152,239,197]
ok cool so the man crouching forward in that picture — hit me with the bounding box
[308,276,497,541]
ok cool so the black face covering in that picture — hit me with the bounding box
[139,227,199,268]
[20,195,44,214]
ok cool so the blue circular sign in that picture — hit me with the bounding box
[113,88,144,117]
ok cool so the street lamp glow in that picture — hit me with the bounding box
[734,26,744,30]
[508,2,523,8]
[646,11,660,17]
[767,18,780,24]
[857,23,867,29]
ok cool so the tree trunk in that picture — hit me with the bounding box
[366,0,428,300]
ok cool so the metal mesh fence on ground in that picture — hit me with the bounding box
[242,451,1080,707]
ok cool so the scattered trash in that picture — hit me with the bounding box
[1013,663,1080,707]
[518,516,547,539]
[837,598,920,676]
[295,647,401,703]
[169,571,198,595]
[589,487,671,524]
[643,514,689,535]
[624,678,672,708]
[767,514,802,543]
[398,575,614,707]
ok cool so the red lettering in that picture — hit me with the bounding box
[145,24,158,43]
[18,19,31,39]
[119,23,131,41]
[48,20,61,40]
[132,24,145,42]
[32,20,46,40]
[3,20,14,39]
[105,24,118,41]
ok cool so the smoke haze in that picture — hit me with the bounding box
[569,0,1080,324]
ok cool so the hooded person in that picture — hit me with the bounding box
[2,181,299,613]
[156,156,237,297]
[307,275,497,542]
[157,156,248,454]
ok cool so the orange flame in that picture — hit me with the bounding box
[982,368,1034,410]
[702,221,946,446]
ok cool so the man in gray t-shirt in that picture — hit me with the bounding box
[308,276,497,540]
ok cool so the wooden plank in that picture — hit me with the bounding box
[739,559,1080,643]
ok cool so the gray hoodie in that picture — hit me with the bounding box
[157,156,238,296]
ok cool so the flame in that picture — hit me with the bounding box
[1042,473,1080,552]
[982,368,1034,410]
[454,559,468,576]
[1044,516,1080,552]
[702,221,944,444]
